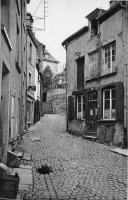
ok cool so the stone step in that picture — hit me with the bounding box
[83,135,97,141]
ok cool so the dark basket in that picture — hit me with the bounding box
[0,175,19,199]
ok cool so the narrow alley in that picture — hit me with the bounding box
[18,114,127,200]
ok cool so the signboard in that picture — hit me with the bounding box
[28,86,36,91]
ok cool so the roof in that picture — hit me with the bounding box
[43,49,59,64]
[86,8,105,21]
[28,29,38,48]
[36,40,45,48]
[97,1,125,23]
[62,26,88,47]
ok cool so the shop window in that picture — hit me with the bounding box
[103,88,116,120]
[104,41,116,74]
[77,95,85,120]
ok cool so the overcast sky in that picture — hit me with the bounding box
[27,0,110,72]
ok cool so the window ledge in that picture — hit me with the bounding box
[98,119,116,122]
[75,119,85,122]
[86,71,117,83]
[1,24,12,51]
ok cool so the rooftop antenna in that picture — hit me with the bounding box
[33,0,48,31]
[44,0,48,30]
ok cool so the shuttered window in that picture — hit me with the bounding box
[103,88,116,120]
[97,82,124,121]
[77,95,85,120]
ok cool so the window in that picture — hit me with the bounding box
[103,88,116,120]
[1,0,10,35]
[77,95,85,119]
[77,57,84,90]
[43,92,47,102]
[16,23,20,62]
[104,42,116,73]
[29,42,32,61]
[29,72,32,86]
[91,19,98,37]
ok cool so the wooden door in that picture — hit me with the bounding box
[11,96,15,139]
[88,91,98,135]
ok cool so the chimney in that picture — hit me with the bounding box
[109,0,118,7]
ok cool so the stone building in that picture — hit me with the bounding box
[37,43,60,115]
[0,0,30,163]
[48,69,66,114]
[36,41,45,116]
[43,49,59,76]
[26,13,38,127]
[62,1,128,147]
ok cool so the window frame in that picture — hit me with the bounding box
[77,95,85,120]
[103,88,116,120]
[29,42,32,61]
[104,41,116,74]
[28,72,32,86]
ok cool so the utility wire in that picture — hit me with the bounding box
[33,0,43,16]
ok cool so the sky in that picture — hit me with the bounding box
[27,0,110,73]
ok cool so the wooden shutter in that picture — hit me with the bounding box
[115,82,124,121]
[77,57,84,90]
[84,90,88,122]
[97,88,102,120]
[75,95,77,119]
[68,96,74,121]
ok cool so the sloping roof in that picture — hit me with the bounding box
[36,40,45,48]
[28,29,38,49]
[97,2,125,23]
[86,8,105,21]
[62,26,88,47]
[43,49,59,64]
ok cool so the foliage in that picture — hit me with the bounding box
[42,66,53,90]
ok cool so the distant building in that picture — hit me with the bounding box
[0,0,30,163]
[36,41,45,116]
[26,13,39,126]
[36,42,59,115]
[62,1,128,147]
[43,49,59,76]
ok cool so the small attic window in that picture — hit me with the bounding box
[44,52,49,59]
[91,19,98,37]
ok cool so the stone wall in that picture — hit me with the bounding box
[68,120,85,137]
[52,93,66,115]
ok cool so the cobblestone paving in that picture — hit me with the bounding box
[19,114,127,200]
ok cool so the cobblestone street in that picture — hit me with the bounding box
[19,114,127,200]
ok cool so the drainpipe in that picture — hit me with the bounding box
[64,45,68,132]
[124,2,128,147]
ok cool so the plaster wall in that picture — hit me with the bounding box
[66,33,88,97]
[66,8,127,146]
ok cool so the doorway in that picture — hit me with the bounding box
[11,95,15,139]
[87,91,98,135]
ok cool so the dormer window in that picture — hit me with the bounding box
[86,8,105,39]
[91,19,98,37]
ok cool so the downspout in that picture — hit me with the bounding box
[63,44,68,132]
[25,23,28,130]
[20,0,23,134]
[124,1,128,148]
